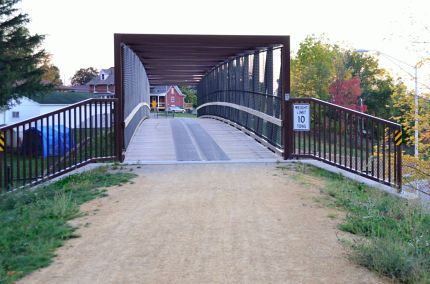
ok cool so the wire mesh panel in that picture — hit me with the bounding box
[197,47,283,149]
[122,45,150,148]
[288,98,402,188]
[0,99,117,192]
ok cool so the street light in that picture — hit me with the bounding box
[356,49,428,158]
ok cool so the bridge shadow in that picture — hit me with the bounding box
[124,117,279,164]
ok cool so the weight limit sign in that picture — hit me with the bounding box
[293,104,310,131]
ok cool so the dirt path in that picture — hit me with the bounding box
[20,164,386,284]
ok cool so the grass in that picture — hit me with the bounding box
[151,111,197,118]
[280,163,430,283]
[0,166,136,283]
[2,129,115,190]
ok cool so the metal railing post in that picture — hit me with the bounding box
[283,99,293,160]
[397,133,402,190]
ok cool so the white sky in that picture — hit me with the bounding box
[18,0,430,92]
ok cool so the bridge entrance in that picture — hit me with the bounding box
[0,34,403,192]
[114,34,290,160]
[115,34,402,188]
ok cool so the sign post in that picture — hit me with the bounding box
[293,104,310,131]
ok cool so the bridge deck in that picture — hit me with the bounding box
[124,118,279,163]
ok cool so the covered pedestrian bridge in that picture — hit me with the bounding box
[114,33,402,187]
[114,34,289,160]
[114,34,289,163]
[0,34,403,192]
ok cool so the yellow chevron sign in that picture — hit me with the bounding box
[394,130,402,146]
[0,132,4,152]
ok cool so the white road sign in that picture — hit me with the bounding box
[293,104,310,131]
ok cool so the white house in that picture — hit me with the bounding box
[0,92,103,127]
[0,92,113,148]
[0,97,40,126]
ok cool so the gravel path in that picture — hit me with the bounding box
[20,163,386,284]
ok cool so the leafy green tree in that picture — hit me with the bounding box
[179,85,197,107]
[0,0,50,107]
[291,36,339,100]
[71,67,98,85]
[344,51,395,118]
[391,83,430,158]
[41,54,62,85]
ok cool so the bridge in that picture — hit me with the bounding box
[0,34,403,191]
[124,116,278,163]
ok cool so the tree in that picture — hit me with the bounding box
[344,51,395,118]
[329,78,366,111]
[0,0,50,107]
[179,85,197,107]
[391,83,430,159]
[71,67,98,85]
[41,54,62,85]
[291,36,339,100]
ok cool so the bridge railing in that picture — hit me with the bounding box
[122,44,151,150]
[286,98,402,188]
[197,46,283,152]
[0,98,117,192]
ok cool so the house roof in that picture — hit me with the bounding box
[150,85,184,97]
[172,86,185,97]
[55,85,89,92]
[31,92,97,104]
[87,67,115,86]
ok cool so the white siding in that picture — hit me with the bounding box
[39,104,112,128]
[0,100,111,129]
[0,97,40,125]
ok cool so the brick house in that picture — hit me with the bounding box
[87,67,115,94]
[150,86,185,110]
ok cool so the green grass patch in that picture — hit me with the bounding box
[0,166,136,283]
[281,163,430,283]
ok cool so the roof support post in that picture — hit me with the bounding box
[114,34,125,162]
[281,37,292,160]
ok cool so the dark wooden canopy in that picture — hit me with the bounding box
[114,34,289,86]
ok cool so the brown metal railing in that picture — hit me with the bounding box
[286,98,402,188]
[0,98,118,192]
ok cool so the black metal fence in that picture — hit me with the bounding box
[197,47,283,149]
[286,98,402,188]
[0,98,117,192]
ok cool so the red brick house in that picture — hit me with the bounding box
[150,86,185,110]
[87,67,115,94]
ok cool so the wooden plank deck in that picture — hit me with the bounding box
[124,117,279,163]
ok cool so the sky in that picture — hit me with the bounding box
[18,0,430,92]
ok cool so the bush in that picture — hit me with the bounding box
[305,164,430,283]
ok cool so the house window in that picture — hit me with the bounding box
[101,73,105,80]
[12,111,19,118]
[171,97,175,103]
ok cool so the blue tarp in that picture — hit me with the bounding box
[21,125,75,157]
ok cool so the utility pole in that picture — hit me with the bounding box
[414,65,419,158]
[356,49,429,158]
